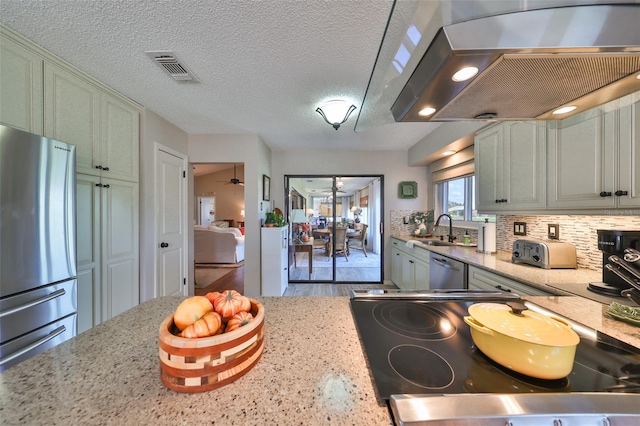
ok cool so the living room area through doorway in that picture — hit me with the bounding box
[193,163,246,290]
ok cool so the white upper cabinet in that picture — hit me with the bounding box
[617,99,640,208]
[475,121,546,212]
[100,92,139,182]
[44,62,101,171]
[0,31,43,134]
[1,25,140,183]
[547,99,640,209]
[44,62,139,182]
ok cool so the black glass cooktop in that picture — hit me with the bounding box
[350,298,640,399]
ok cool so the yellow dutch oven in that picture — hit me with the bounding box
[463,302,580,380]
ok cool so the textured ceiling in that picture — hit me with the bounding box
[3,1,604,153]
[0,0,440,151]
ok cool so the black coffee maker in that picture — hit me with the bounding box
[590,229,640,295]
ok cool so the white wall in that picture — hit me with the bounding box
[271,149,429,281]
[189,134,271,297]
[139,109,189,302]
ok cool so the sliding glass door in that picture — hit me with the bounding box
[285,175,383,284]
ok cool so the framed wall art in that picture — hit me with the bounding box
[263,175,271,201]
[398,181,418,199]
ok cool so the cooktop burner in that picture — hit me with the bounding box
[350,296,640,400]
[389,345,454,389]
[373,302,457,340]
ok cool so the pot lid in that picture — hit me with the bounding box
[468,302,580,347]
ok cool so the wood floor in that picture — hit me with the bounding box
[194,264,394,297]
[194,265,244,296]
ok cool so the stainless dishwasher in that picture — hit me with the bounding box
[429,253,467,289]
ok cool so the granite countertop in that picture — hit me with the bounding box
[2,295,640,425]
[392,234,603,295]
[0,296,392,425]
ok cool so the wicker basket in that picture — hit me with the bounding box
[158,298,265,393]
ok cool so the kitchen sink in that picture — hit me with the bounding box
[422,240,455,246]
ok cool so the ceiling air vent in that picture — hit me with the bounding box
[145,50,198,82]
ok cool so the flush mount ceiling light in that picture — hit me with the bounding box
[442,150,457,156]
[316,100,357,130]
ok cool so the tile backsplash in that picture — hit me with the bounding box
[390,210,640,271]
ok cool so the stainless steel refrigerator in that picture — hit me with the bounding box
[0,124,77,372]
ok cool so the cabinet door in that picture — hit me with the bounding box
[101,93,139,182]
[0,34,43,134]
[413,258,430,290]
[504,121,546,210]
[391,247,402,286]
[101,178,139,320]
[475,124,503,211]
[76,174,101,333]
[400,253,414,290]
[261,226,288,296]
[617,100,640,207]
[547,109,616,208]
[44,62,101,176]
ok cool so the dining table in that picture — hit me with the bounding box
[294,238,314,279]
[312,227,360,257]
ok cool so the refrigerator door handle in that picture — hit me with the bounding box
[0,289,66,318]
[0,326,66,367]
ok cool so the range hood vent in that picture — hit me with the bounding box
[145,50,199,82]
[392,4,640,122]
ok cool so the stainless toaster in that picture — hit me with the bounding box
[511,239,577,269]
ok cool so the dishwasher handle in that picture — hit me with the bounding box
[432,257,454,269]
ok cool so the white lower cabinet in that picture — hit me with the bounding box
[467,266,552,296]
[261,226,289,296]
[391,238,429,290]
[76,174,139,332]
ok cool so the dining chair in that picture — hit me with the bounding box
[328,227,349,261]
[347,224,368,257]
[312,232,328,254]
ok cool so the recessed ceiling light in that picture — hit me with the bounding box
[553,106,577,115]
[442,150,457,156]
[452,66,479,82]
[419,107,436,116]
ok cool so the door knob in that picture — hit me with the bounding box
[160,242,169,248]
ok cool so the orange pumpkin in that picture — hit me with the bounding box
[213,290,251,320]
[205,291,220,307]
[179,311,222,338]
[225,311,254,333]
[173,296,213,331]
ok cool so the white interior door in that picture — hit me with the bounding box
[156,146,187,297]
[198,196,216,226]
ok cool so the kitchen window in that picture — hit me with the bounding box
[431,146,494,226]
[436,176,495,224]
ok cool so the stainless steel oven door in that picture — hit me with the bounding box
[391,393,640,425]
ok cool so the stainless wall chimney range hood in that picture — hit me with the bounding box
[391,4,640,123]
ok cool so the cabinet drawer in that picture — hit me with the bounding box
[390,238,430,263]
[468,266,552,296]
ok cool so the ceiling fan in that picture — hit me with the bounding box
[218,164,244,186]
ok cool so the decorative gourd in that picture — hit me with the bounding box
[225,311,254,332]
[213,290,251,319]
[179,311,222,338]
[173,296,214,331]
[205,291,220,307]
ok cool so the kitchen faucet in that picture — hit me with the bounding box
[435,213,456,243]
